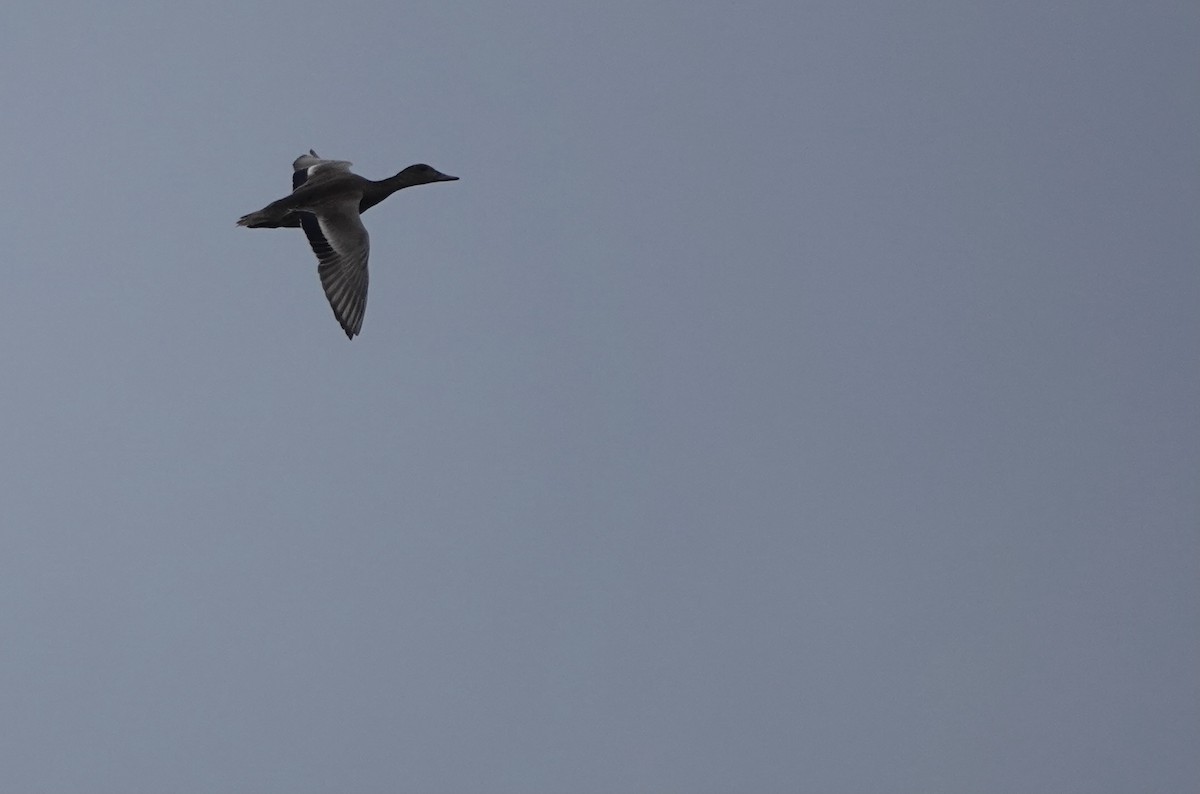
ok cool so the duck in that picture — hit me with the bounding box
[238,151,458,339]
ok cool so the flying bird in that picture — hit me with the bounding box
[237,151,458,338]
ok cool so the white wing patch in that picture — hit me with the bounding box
[307,160,354,179]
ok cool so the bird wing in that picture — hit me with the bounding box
[305,160,354,183]
[292,150,322,190]
[282,150,329,228]
[309,196,370,339]
[292,151,353,185]
[290,150,344,269]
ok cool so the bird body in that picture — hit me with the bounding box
[237,151,457,338]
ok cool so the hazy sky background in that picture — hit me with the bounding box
[1,2,1197,792]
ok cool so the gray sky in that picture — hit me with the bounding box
[1,2,1197,792]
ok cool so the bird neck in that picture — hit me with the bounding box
[363,170,421,208]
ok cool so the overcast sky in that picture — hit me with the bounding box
[1,2,1197,792]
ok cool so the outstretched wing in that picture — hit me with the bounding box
[307,196,370,339]
[289,150,342,274]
